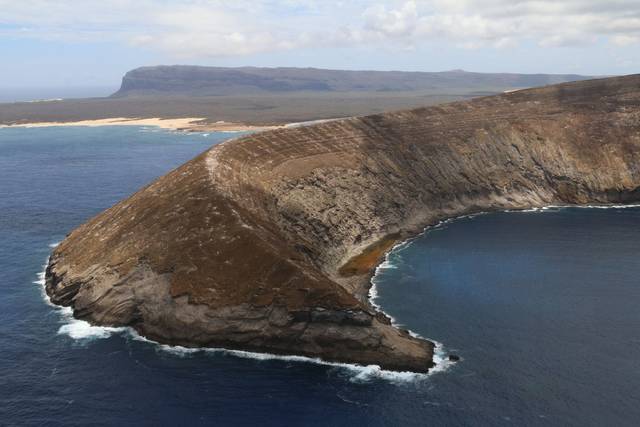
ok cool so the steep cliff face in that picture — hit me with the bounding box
[46,75,640,372]
[112,65,592,97]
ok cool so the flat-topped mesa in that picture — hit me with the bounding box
[112,65,593,97]
[45,75,640,372]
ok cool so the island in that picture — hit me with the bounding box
[1,66,593,131]
[45,74,640,372]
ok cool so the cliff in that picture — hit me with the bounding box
[45,75,640,372]
[112,65,592,97]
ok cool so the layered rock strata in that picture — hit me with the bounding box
[46,75,640,372]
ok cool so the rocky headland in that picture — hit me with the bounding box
[45,75,640,372]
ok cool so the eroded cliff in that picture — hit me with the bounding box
[45,75,640,372]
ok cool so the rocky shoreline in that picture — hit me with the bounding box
[44,75,640,372]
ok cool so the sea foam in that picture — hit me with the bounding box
[127,328,426,382]
[366,203,640,374]
[368,236,455,377]
[35,242,430,383]
[37,204,638,380]
[58,317,126,340]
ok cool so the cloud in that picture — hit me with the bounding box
[361,0,640,49]
[0,0,639,57]
[363,1,418,38]
[611,34,640,46]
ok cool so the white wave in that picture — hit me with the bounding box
[32,250,117,341]
[367,201,640,377]
[58,318,126,340]
[37,202,638,379]
[33,270,45,286]
[33,250,108,338]
[507,207,542,213]
[48,241,61,248]
[430,341,455,374]
[376,259,398,270]
[556,203,640,210]
[368,251,453,378]
[345,364,426,383]
[33,262,58,308]
[125,328,427,382]
[506,203,640,213]
[33,243,428,383]
[55,310,426,382]
[370,275,453,377]
[365,211,506,376]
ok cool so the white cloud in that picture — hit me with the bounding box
[0,0,639,57]
[361,0,640,49]
[611,34,640,45]
[363,1,418,37]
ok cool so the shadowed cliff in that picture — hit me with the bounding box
[45,74,640,372]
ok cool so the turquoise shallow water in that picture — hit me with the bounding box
[1,126,639,426]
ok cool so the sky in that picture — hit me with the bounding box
[0,0,639,94]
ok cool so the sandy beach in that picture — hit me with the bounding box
[0,117,282,133]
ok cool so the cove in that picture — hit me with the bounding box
[372,207,640,425]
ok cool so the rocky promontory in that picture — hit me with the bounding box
[45,75,640,372]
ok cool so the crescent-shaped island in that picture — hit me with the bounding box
[45,74,640,372]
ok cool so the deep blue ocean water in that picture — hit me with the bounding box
[1,126,639,426]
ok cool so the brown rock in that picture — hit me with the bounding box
[45,75,640,372]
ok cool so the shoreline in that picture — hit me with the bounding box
[0,117,284,133]
[362,202,640,373]
[35,204,640,379]
[17,74,640,377]
[364,202,640,308]
[34,247,428,383]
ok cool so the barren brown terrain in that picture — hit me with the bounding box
[45,74,640,372]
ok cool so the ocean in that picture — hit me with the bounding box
[1,126,639,426]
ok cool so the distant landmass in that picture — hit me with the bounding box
[112,65,593,97]
[0,66,596,128]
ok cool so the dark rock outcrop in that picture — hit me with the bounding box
[46,75,640,372]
